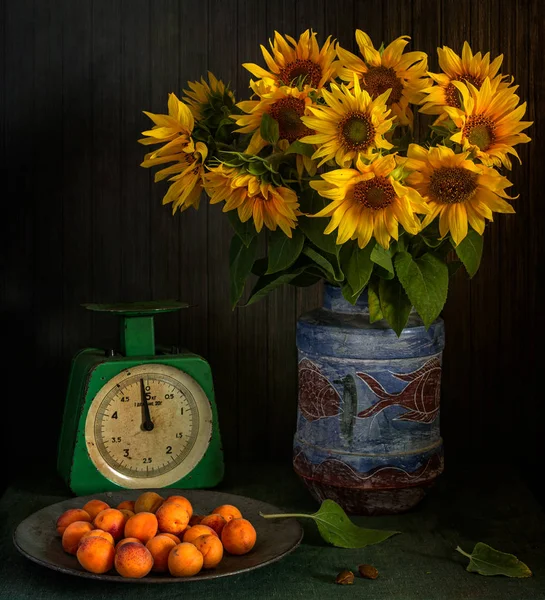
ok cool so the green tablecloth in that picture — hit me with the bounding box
[1,463,544,599]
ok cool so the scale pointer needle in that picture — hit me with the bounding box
[140,378,154,431]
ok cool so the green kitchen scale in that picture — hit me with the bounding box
[57,302,224,495]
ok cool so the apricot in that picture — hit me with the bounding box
[117,500,135,512]
[93,508,126,541]
[182,524,218,545]
[119,509,135,524]
[200,514,227,536]
[79,529,114,547]
[192,534,224,569]
[168,542,203,577]
[82,499,110,520]
[163,495,193,518]
[124,512,158,544]
[134,491,164,514]
[212,504,242,522]
[146,535,177,572]
[189,514,203,526]
[115,537,141,550]
[77,536,115,574]
[62,521,94,555]
[115,542,153,578]
[156,502,190,535]
[221,518,256,555]
[56,508,92,536]
[157,532,181,544]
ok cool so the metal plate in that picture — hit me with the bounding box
[13,488,303,583]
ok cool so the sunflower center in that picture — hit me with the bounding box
[339,112,376,151]
[353,177,395,210]
[444,74,483,108]
[429,166,478,204]
[463,114,496,151]
[362,67,403,104]
[268,97,314,143]
[279,59,322,88]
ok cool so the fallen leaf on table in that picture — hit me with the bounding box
[456,542,532,578]
[260,499,399,549]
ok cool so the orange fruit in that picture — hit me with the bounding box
[124,512,158,544]
[56,509,92,536]
[191,534,224,569]
[168,542,203,577]
[77,536,115,574]
[221,518,256,555]
[114,542,153,578]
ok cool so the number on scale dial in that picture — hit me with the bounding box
[85,364,212,488]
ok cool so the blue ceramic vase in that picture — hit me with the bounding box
[293,284,445,515]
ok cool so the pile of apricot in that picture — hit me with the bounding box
[55,491,257,578]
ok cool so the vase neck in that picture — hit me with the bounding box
[323,284,369,314]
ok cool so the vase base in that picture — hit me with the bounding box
[297,474,432,515]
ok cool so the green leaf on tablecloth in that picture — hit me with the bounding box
[260,499,399,549]
[456,543,532,578]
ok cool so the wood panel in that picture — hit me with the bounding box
[207,0,240,461]
[1,0,544,474]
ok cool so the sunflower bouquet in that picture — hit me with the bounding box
[139,30,531,335]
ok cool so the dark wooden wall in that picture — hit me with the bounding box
[3,0,544,478]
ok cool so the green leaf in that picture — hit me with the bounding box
[260,499,399,549]
[341,282,364,305]
[297,188,340,256]
[245,267,305,306]
[394,252,448,328]
[370,243,394,276]
[267,229,304,275]
[368,279,383,324]
[419,221,443,248]
[260,112,279,145]
[285,140,315,158]
[298,216,340,256]
[456,543,532,578]
[290,269,323,287]
[448,260,462,277]
[378,277,412,336]
[229,235,258,308]
[227,211,257,247]
[455,229,484,278]
[340,241,374,295]
[303,246,343,282]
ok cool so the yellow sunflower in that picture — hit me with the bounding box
[420,42,510,119]
[183,71,235,119]
[309,154,429,249]
[233,81,315,154]
[444,78,532,170]
[139,93,208,213]
[299,76,394,167]
[204,164,299,236]
[337,31,428,127]
[404,144,515,245]
[243,29,338,90]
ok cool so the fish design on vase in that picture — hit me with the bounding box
[356,357,441,423]
[298,358,340,422]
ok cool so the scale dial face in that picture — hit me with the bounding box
[85,364,213,488]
